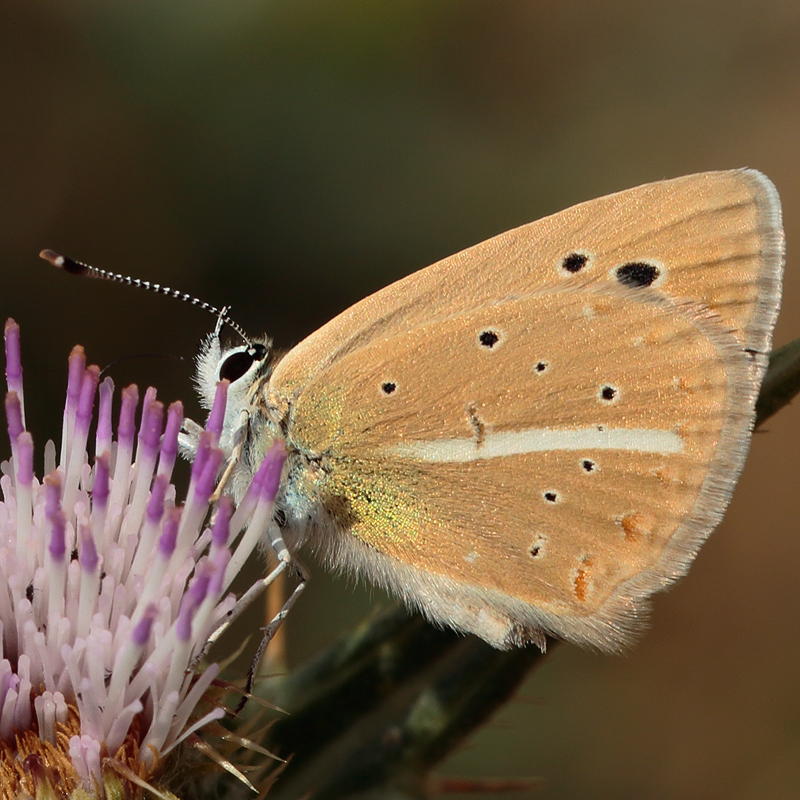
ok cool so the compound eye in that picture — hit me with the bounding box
[218,343,268,383]
[218,351,252,383]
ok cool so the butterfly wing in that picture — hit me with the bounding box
[270,170,781,407]
[267,169,783,649]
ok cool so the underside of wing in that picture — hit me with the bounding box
[268,169,783,649]
[270,169,782,410]
[281,284,767,649]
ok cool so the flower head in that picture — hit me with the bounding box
[0,319,286,799]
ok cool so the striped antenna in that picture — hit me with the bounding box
[40,249,252,346]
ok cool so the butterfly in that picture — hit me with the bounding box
[78,169,793,653]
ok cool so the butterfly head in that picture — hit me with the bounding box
[195,333,273,408]
[186,331,283,495]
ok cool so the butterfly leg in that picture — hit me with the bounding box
[177,417,204,459]
[189,541,299,669]
[242,530,309,697]
[210,407,251,501]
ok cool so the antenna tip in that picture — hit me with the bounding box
[39,249,63,266]
[39,250,86,276]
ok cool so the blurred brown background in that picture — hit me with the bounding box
[2,2,800,797]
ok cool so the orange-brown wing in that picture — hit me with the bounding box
[267,169,783,649]
[270,169,781,408]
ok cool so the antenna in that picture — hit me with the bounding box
[40,249,252,346]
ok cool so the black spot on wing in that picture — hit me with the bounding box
[562,253,588,273]
[479,330,500,348]
[599,385,618,403]
[616,262,660,287]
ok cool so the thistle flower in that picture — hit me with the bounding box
[0,319,286,800]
